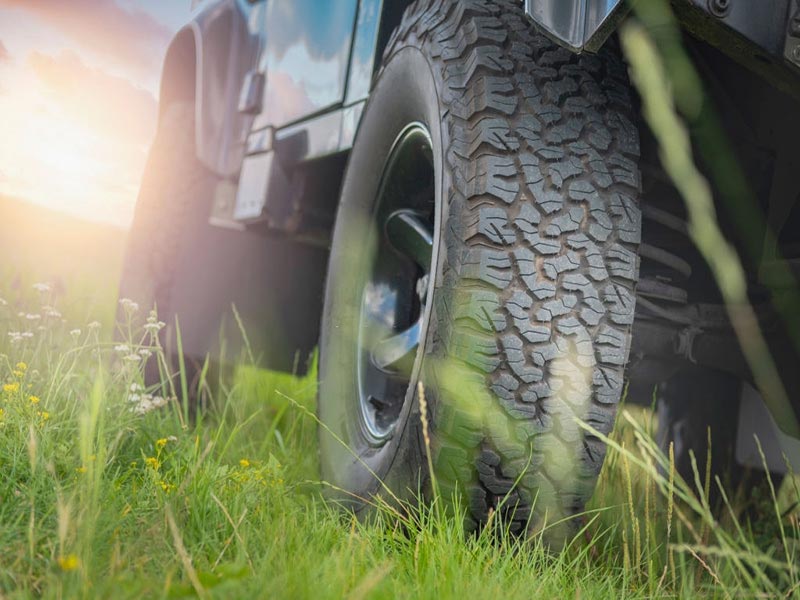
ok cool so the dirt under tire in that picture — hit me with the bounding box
[318,0,641,544]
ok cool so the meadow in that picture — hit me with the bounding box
[3,7,800,596]
[1,196,799,599]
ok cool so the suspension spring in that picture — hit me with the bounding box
[637,204,694,321]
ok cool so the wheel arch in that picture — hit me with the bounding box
[157,2,259,178]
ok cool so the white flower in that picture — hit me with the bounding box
[0,298,7,306]
[123,353,142,363]
[131,394,172,415]
[138,348,153,358]
[32,283,51,293]
[43,306,62,319]
[130,383,143,392]
[144,321,166,334]
[25,313,41,321]
[87,321,101,330]
[114,344,130,354]
[69,329,81,339]
[118,298,139,313]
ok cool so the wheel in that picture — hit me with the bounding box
[119,101,327,397]
[118,101,219,394]
[656,368,782,509]
[318,0,641,544]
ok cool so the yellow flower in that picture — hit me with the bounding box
[29,395,40,405]
[57,554,80,571]
[3,382,19,394]
[156,438,168,450]
[144,457,160,470]
[75,466,87,474]
[239,458,251,468]
[15,362,27,371]
[0,407,4,419]
[159,480,175,493]
[12,370,23,378]
[37,410,50,421]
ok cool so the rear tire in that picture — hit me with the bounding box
[118,102,219,396]
[319,0,641,544]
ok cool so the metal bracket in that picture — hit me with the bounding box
[524,0,627,53]
[786,0,800,67]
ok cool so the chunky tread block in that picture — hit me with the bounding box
[382,0,641,541]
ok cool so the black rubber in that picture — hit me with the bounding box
[319,0,641,544]
[118,102,218,391]
[656,368,782,509]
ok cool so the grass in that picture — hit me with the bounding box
[3,3,800,597]
[1,280,799,599]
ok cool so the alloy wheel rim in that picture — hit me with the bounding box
[356,123,435,443]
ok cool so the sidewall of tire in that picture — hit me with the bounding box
[318,48,445,507]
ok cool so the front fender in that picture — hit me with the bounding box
[524,0,628,53]
[161,1,261,177]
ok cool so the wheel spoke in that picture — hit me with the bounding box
[371,318,422,371]
[385,210,433,271]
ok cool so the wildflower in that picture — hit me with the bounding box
[130,383,143,392]
[138,348,152,358]
[3,382,19,394]
[87,321,101,330]
[144,313,166,334]
[8,331,33,344]
[123,353,142,363]
[0,407,5,420]
[144,457,160,470]
[57,554,80,571]
[12,370,23,378]
[15,362,27,371]
[0,297,6,306]
[75,466,87,474]
[43,306,61,318]
[69,329,81,339]
[167,435,178,443]
[159,481,175,493]
[114,344,129,354]
[25,313,41,321]
[118,298,139,313]
[37,411,50,421]
[32,282,51,293]
[131,395,171,416]
[239,458,251,468]
[29,395,40,405]
[156,438,168,450]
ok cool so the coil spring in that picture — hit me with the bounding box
[637,204,693,319]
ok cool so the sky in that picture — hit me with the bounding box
[0,0,193,227]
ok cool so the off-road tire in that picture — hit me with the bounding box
[319,0,641,544]
[118,102,219,390]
